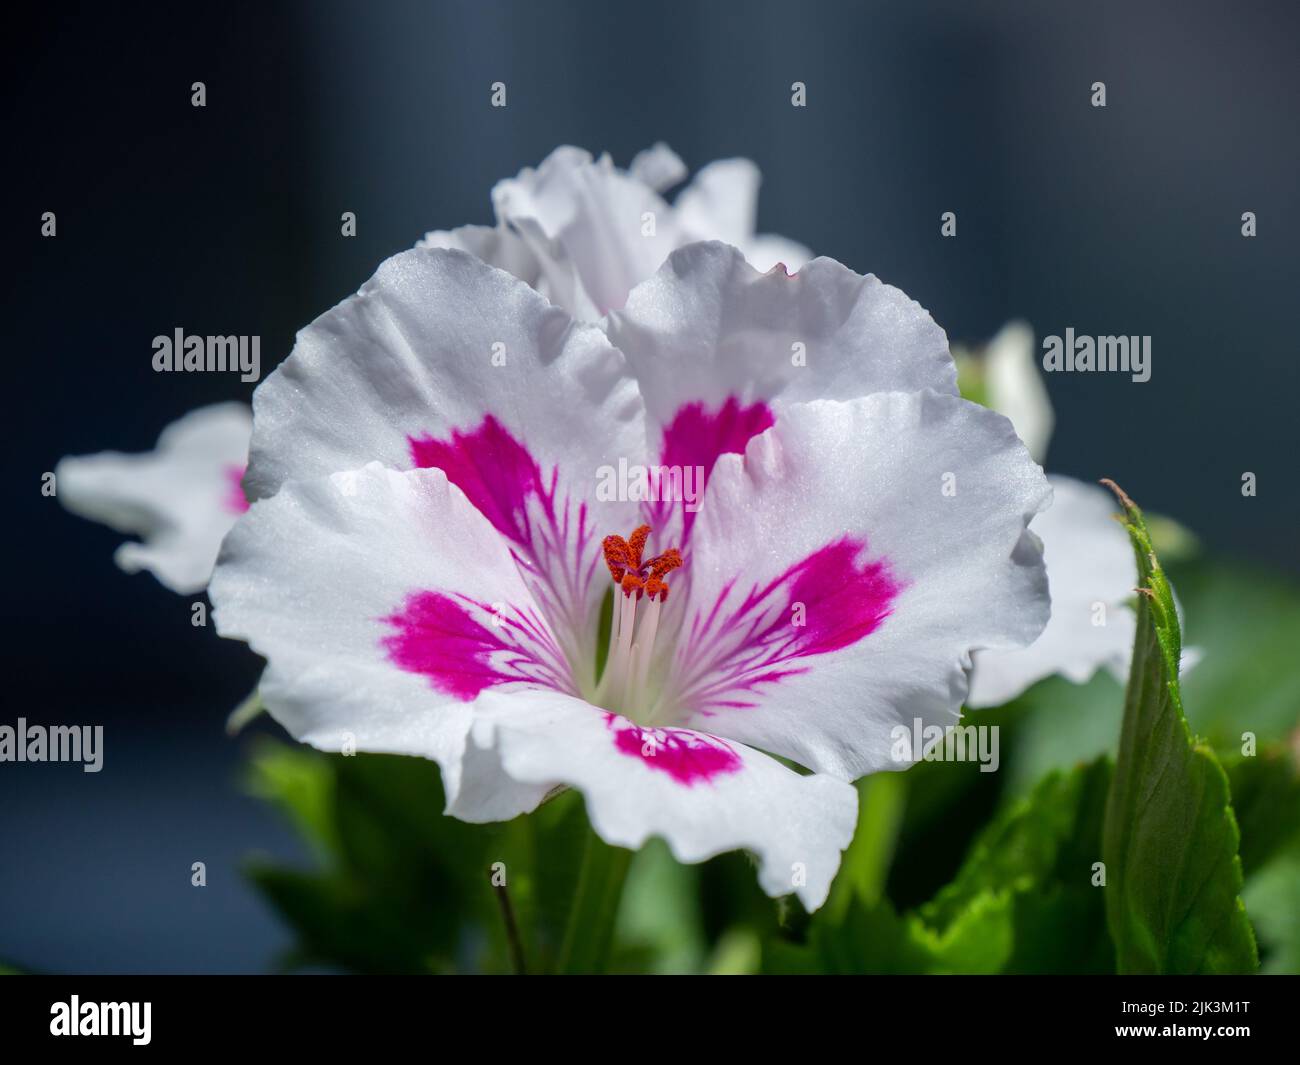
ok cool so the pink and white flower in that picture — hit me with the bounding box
[419,144,811,320]
[211,242,1050,909]
[57,402,252,594]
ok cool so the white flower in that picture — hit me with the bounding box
[967,473,1136,707]
[978,321,1054,465]
[211,242,1050,910]
[419,144,811,320]
[962,323,1194,708]
[57,403,252,594]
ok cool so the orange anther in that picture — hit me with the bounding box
[627,525,651,569]
[602,534,630,583]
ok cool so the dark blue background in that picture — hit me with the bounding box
[5,0,1297,972]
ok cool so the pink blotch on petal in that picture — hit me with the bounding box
[381,591,570,700]
[605,714,742,786]
[783,537,900,656]
[223,464,249,514]
[409,415,540,545]
[678,537,902,714]
[653,397,774,538]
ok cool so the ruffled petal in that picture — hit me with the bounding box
[246,247,643,676]
[470,688,858,910]
[966,475,1136,707]
[493,146,686,315]
[417,221,597,321]
[666,393,1050,780]
[210,462,571,811]
[56,402,251,594]
[605,242,956,544]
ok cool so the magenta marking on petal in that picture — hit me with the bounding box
[380,591,572,701]
[676,537,903,714]
[410,415,540,546]
[223,463,250,514]
[407,416,602,651]
[651,397,774,539]
[604,713,741,786]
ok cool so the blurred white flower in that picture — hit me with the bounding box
[980,321,1054,465]
[57,403,251,594]
[963,323,1196,708]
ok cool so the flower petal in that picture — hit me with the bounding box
[627,142,689,193]
[966,475,1136,707]
[492,146,687,315]
[417,221,598,321]
[670,393,1051,779]
[247,247,640,499]
[210,462,569,812]
[56,402,251,594]
[470,689,858,910]
[246,248,643,673]
[605,242,957,543]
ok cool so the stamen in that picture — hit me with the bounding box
[602,535,630,583]
[597,524,683,719]
[627,524,651,569]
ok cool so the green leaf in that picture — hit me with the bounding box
[1100,482,1257,974]
[1001,559,1300,798]
[768,758,1113,974]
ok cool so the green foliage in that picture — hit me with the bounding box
[766,759,1113,974]
[241,499,1299,973]
[1100,484,1258,974]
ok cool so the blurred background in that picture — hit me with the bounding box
[5,0,1297,972]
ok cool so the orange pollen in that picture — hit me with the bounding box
[603,525,682,601]
[602,534,630,583]
[627,524,651,569]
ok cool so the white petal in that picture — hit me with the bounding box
[983,321,1054,465]
[247,246,639,499]
[967,475,1136,708]
[610,242,956,424]
[742,233,814,274]
[417,222,597,321]
[492,146,688,315]
[471,689,858,910]
[674,158,761,248]
[604,242,956,544]
[246,247,643,672]
[670,393,1051,780]
[627,142,688,193]
[56,402,251,594]
[210,463,570,812]
[416,223,540,285]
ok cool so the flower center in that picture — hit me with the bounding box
[596,524,683,722]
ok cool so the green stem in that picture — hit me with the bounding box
[555,829,634,974]
[824,771,908,923]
